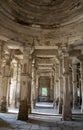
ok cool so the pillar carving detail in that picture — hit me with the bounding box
[62,49,72,121]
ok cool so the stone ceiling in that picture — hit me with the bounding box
[8,0,83,27]
[0,0,83,48]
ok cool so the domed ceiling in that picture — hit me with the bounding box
[0,0,83,46]
[6,0,83,27]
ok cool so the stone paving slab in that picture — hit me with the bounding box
[51,127,62,130]
[0,128,13,130]
[0,113,83,130]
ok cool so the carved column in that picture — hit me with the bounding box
[58,58,63,114]
[15,61,21,108]
[18,45,32,121]
[72,64,78,109]
[54,67,56,100]
[35,71,39,102]
[55,63,59,99]
[31,60,36,108]
[1,58,10,112]
[54,63,59,109]
[69,62,73,109]
[50,74,54,101]
[80,61,83,113]
[62,51,72,121]
[0,44,2,111]
[28,56,32,114]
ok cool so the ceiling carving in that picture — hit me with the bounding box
[7,0,83,27]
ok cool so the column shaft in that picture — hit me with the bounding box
[1,63,10,112]
[72,64,78,109]
[62,55,72,121]
[80,61,83,113]
[18,46,32,121]
[58,59,63,114]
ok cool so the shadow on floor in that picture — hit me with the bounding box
[28,118,63,127]
[0,118,10,127]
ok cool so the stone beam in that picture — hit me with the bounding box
[35,57,55,64]
[36,55,56,58]
[38,63,53,66]
[38,66,53,70]
[34,46,58,50]
[6,41,23,50]
[33,49,58,56]
[69,50,81,57]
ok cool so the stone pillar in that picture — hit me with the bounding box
[80,61,83,113]
[28,56,32,114]
[9,59,18,108]
[35,72,39,102]
[55,64,59,99]
[54,63,59,109]
[31,60,36,108]
[54,68,56,100]
[53,67,57,108]
[50,74,54,101]
[1,59,10,112]
[18,45,32,121]
[72,64,78,109]
[0,44,2,111]
[15,61,21,108]
[58,58,63,114]
[62,52,72,121]
[69,63,73,109]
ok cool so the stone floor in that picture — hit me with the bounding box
[8,102,81,115]
[35,102,54,107]
[0,113,83,130]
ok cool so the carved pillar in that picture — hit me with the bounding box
[50,74,54,101]
[69,62,73,109]
[31,60,36,108]
[0,44,2,111]
[55,63,59,99]
[1,58,10,112]
[54,67,56,100]
[62,51,72,121]
[35,71,39,102]
[28,56,32,114]
[18,45,32,121]
[53,66,58,108]
[72,64,78,109]
[58,58,63,114]
[15,61,21,108]
[80,61,83,113]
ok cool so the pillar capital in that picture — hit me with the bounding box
[72,63,77,69]
[60,44,69,56]
[23,45,32,58]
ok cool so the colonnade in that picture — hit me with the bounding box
[0,43,83,121]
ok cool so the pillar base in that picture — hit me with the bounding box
[58,98,63,114]
[62,113,72,121]
[62,103,72,121]
[0,101,7,113]
[0,97,7,113]
[18,100,28,121]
